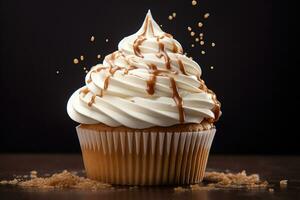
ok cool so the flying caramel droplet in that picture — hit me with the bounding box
[73,58,79,64]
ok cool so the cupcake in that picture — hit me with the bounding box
[67,10,221,185]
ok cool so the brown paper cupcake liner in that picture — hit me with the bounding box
[76,126,215,185]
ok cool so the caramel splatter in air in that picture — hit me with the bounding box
[201,50,206,55]
[73,58,79,64]
[97,54,101,59]
[200,33,204,40]
[80,55,84,61]
[192,0,197,6]
[168,15,173,20]
[198,22,203,28]
[210,66,214,70]
[204,13,210,19]
[188,27,192,31]
[105,39,109,42]
[90,36,95,42]
[212,42,216,47]
[172,12,176,18]
[190,31,195,36]
[200,41,204,45]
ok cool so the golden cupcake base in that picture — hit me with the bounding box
[77,124,215,185]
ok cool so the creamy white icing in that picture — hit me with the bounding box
[67,10,221,129]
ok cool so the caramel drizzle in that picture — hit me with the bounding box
[109,66,121,75]
[133,17,184,120]
[164,33,173,38]
[170,77,184,123]
[87,64,147,106]
[85,64,112,107]
[173,43,183,54]
[133,15,155,58]
[85,16,189,120]
[197,76,221,122]
[146,64,158,95]
[80,87,90,94]
[157,42,171,69]
[86,67,106,83]
[79,87,95,107]
[172,42,179,53]
[209,90,221,122]
[177,59,187,75]
[88,95,96,107]
[198,77,208,91]
[145,64,180,95]
[124,65,137,74]
[99,89,103,97]
[133,37,147,58]
[103,76,110,90]
[156,35,165,42]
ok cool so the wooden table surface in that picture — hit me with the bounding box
[0,154,299,200]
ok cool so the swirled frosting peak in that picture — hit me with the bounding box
[67,10,221,129]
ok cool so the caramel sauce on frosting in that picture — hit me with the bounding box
[67,10,221,129]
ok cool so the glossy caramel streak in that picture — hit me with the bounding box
[146,64,158,95]
[104,76,110,90]
[170,77,184,123]
[133,37,147,58]
[88,95,96,107]
[177,59,187,75]
[156,42,171,69]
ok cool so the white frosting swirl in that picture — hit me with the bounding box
[67,10,221,129]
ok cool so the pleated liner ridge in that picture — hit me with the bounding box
[76,126,216,185]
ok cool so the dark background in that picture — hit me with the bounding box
[0,0,294,154]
